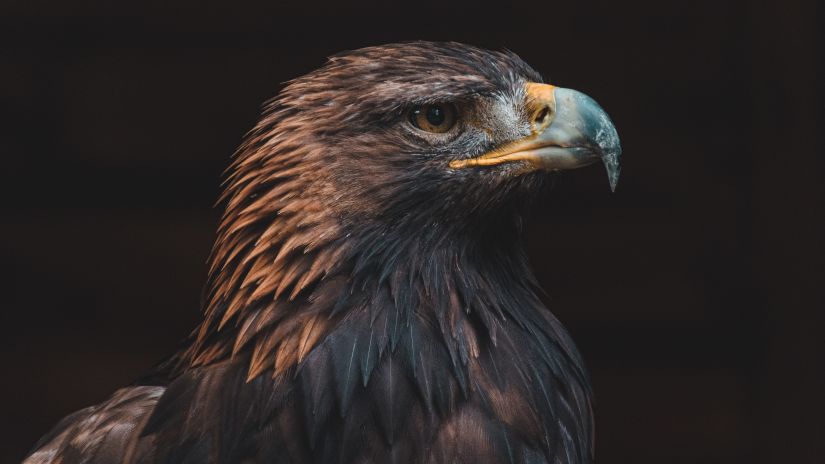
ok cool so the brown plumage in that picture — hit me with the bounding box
[25,41,622,464]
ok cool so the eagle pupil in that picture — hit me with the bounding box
[426,106,445,126]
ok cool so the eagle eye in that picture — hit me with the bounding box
[408,104,457,134]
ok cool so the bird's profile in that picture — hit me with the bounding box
[25,42,621,464]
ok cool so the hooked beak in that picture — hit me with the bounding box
[449,83,622,191]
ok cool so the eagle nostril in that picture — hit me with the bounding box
[534,106,550,126]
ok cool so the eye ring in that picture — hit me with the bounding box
[408,103,457,133]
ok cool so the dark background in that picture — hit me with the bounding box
[1,0,822,462]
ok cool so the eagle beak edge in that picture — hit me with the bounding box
[449,84,622,192]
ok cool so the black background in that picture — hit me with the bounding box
[1,0,823,462]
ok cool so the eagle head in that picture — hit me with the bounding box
[193,41,620,386]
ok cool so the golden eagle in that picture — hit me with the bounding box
[25,41,621,464]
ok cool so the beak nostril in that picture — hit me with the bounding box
[534,106,550,126]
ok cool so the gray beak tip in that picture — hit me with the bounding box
[552,87,622,193]
[603,151,621,192]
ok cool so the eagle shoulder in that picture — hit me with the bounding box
[24,385,164,464]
